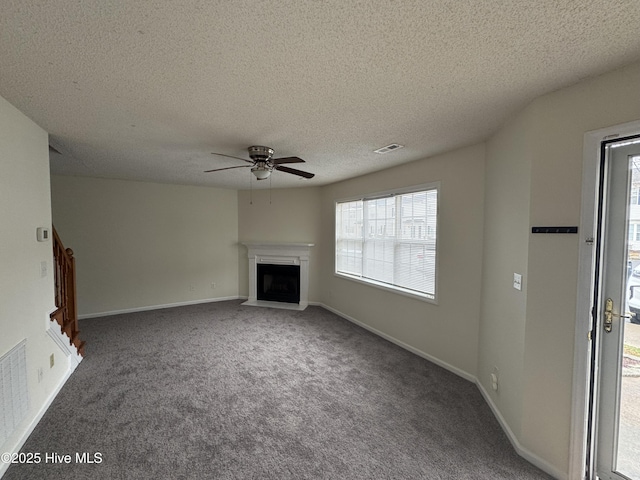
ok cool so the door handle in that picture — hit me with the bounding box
[604,298,634,333]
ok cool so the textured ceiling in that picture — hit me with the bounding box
[2,1,640,190]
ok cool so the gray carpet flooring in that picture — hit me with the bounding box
[5,301,553,479]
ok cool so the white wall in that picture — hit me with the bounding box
[0,96,70,472]
[50,176,239,316]
[478,61,640,476]
[319,144,486,377]
[237,187,322,302]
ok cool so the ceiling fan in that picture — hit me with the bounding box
[205,146,315,180]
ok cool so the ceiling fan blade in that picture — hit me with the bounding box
[211,152,254,164]
[275,165,315,179]
[204,165,251,173]
[271,156,305,165]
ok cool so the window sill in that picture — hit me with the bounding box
[334,272,437,305]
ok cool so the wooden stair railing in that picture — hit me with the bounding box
[51,226,85,356]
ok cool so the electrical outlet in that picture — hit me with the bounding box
[211,282,216,289]
[491,366,499,391]
[37,367,43,383]
[189,284,195,292]
[513,273,522,291]
[40,261,47,278]
[50,353,55,368]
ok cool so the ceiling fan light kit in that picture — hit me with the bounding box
[207,146,314,181]
[251,164,272,180]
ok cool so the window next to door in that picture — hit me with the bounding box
[335,183,439,302]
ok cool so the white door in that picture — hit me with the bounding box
[596,139,640,480]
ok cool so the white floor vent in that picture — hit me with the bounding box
[0,340,29,447]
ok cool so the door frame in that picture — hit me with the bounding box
[572,120,640,480]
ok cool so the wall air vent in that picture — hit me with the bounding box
[0,340,29,446]
[374,144,404,154]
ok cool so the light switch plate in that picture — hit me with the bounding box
[513,273,522,291]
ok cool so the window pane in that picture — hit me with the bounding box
[363,238,394,284]
[336,201,363,276]
[395,243,436,293]
[395,190,437,295]
[363,197,395,284]
[335,186,437,299]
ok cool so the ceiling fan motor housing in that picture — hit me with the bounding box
[248,146,274,162]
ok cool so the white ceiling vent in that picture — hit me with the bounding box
[374,144,404,154]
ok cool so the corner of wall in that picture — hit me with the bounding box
[477,101,536,441]
[0,95,76,478]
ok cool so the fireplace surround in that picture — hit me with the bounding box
[242,243,314,310]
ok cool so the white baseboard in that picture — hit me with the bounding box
[475,381,566,480]
[319,302,565,480]
[78,296,244,320]
[318,303,475,382]
[47,320,83,367]
[0,358,75,479]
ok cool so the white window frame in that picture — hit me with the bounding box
[335,182,439,303]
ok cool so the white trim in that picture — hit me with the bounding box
[47,322,83,369]
[0,357,75,478]
[321,302,566,479]
[571,119,640,480]
[319,302,474,382]
[78,296,243,320]
[334,272,437,304]
[242,243,313,310]
[335,181,441,204]
[335,183,440,303]
[476,381,567,480]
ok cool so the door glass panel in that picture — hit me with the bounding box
[616,154,640,479]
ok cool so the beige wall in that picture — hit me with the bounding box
[51,176,239,316]
[319,144,486,377]
[478,61,640,475]
[0,96,70,463]
[478,105,535,439]
[523,62,640,472]
[237,187,322,302]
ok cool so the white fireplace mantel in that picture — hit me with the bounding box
[242,242,314,310]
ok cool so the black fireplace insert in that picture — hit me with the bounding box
[257,264,300,304]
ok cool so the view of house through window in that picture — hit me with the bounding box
[618,154,640,479]
[335,184,438,300]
